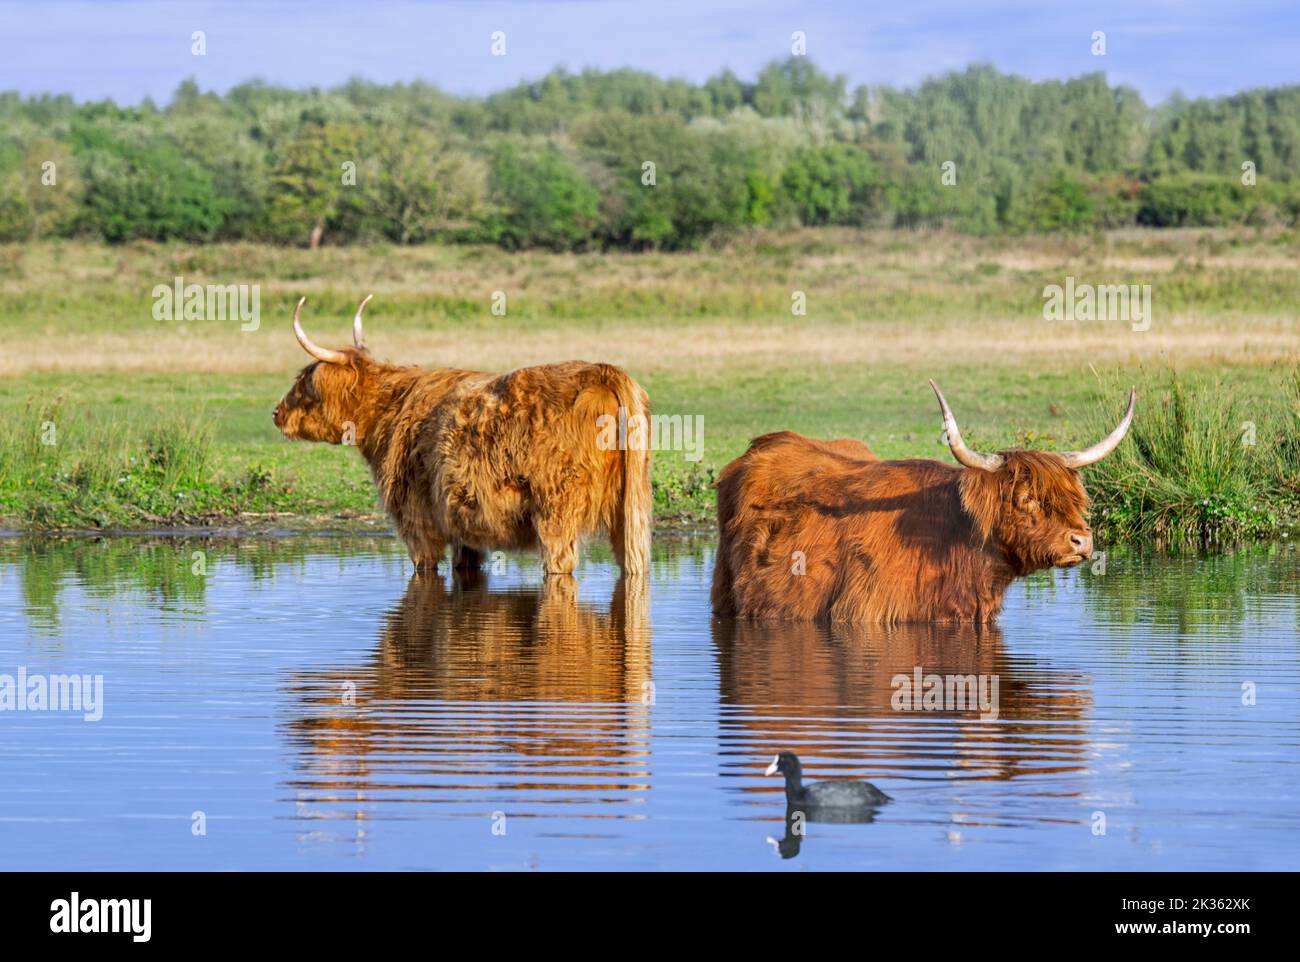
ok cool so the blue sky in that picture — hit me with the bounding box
[1,0,1296,106]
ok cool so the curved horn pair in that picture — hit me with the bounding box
[292,295,375,363]
[929,380,1135,471]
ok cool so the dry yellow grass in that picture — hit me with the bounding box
[2,228,1297,378]
[3,313,1295,379]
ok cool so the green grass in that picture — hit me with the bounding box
[5,364,1299,541]
[0,393,279,528]
[2,230,1299,544]
[1084,371,1300,547]
[2,228,1299,338]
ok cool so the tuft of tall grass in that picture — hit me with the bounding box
[0,397,272,528]
[1084,370,1291,548]
[143,417,213,489]
[1270,369,1300,497]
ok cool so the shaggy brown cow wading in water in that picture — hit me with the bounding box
[711,381,1135,623]
[273,296,651,575]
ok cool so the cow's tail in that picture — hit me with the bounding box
[606,367,652,576]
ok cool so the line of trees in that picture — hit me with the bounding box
[2,60,1298,248]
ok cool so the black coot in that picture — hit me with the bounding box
[765,751,891,810]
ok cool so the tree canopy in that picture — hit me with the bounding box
[1,60,1297,247]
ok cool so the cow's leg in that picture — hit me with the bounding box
[535,512,580,576]
[405,531,446,574]
[452,543,483,570]
[451,566,485,591]
[710,543,735,617]
[609,513,633,573]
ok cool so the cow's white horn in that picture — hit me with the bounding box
[1060,388,1137,468]
[930,380,1004,472]
[293,297,347,365]
[353,293,373,349]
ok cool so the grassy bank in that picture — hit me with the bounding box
[2,229,1298,546]
[1085,372,1300,546]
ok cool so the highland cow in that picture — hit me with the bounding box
[274,296,651,575]
[711,381,1135,623]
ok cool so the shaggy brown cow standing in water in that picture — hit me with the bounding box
[274,297,651,575]
[711,381,1135,623]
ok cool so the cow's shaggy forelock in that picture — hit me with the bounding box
[276,352,371,444]
[959,449,1091,576]
[711,433,1095,623]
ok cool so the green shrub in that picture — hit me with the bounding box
[72,118,227,242]
[781,143,882,226]
[1136,173,1257,227]
[1006,170,1098,231]
[260,122,364,246]
[362,127,489,244]
[484,142,601,250]
[578,113,757,249]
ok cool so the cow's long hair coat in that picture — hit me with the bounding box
[275,298,651,576]
[711,384,1135,623]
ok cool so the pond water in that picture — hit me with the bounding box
[0,535,1297,871]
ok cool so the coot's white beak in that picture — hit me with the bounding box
[764,755,780,776]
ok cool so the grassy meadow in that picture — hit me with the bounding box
[2,227,1299,546]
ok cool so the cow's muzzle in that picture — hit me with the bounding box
[1059,530,1093,565]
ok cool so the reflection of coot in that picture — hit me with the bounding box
[765,751,891,809]
[767,801,887,860]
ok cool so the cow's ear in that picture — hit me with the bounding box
[957,467,1002,543]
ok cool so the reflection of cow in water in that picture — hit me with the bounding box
[282,572,651,832]
[712,618,1093,786]
[374,571,651,708]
